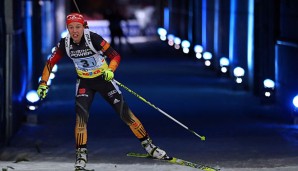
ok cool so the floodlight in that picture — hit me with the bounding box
[293,95,298,108]
[220,57,229,67]
[194,45,203,53]
[181,40,190,48]
[157,27,167,36]
[203,52,212,60]
[263,79,275,89]
[233,67,245,77]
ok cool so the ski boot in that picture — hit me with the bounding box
[141,138,167,159]
[75,148,88,171]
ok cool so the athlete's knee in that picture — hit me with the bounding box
[76,101,89,123]
[119,105,134,124]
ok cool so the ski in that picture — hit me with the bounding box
[75,168,94,171]
[127,152,220,171]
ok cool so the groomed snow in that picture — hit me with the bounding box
[1,161,298,171]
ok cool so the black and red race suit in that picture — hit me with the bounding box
[40,29,148,148]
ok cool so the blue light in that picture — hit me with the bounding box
[221,67,228,73]
[214,0,220,55]
[157,27,167,36]
[47,79,52,86]
[236,77,243,84]
[183,48,190,54]
[263,79,275,89]
[164,7,170,30]
[61,30,68,38]
[220,57,230,66]
[47,54,52,60]
[203,52,212,60]
[293,95,298,108]
[233,67,245,77]
[49,73,55,80]
[52,64,58,73]
[26,90,40,103]
[157,28,167,41]
[181,40,191,48]
[51,46,57,53]
[194,45,203,53]
[247,0,254,86]
[167,34,175,46]
[202,0,207,48]
[167,34,175,41]
[275,45,279,86]
[196,53,202,59]
[187,1,193,43]
[160,36,167,41]
[26,2,33,85]
[229,0,236,63]
[174,37,181,45]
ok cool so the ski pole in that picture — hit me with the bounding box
[114,80,206,141]
[72,0,81,13]
[72,0,89,28]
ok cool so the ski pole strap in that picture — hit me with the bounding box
[114,80,206,141]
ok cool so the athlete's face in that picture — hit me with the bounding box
[67,22,84,43]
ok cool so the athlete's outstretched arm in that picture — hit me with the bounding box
[40,47,64,84]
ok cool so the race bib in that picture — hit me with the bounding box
[73,54,104,70]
